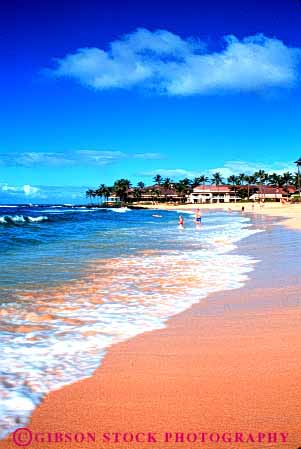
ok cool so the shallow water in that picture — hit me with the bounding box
[0,205,261,438]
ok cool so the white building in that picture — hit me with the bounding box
[188,185,240,204]
[249,187,288,201]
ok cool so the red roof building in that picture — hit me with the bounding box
[188,185,240,203]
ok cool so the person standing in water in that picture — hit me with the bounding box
[195,208,202,224]
[178,215,184,226]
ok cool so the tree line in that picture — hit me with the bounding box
[86,170,299,203]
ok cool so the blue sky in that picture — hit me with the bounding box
[1,0,301,203]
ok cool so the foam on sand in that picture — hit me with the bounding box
[0,213,261,438]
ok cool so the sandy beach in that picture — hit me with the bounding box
[1,213,300,449]
[3,0,301,445]
[5,298,301,449]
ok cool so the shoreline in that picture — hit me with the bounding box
[1,215,301,449]
[133,202,301,231]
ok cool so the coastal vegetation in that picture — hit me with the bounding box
[86,170,300,205]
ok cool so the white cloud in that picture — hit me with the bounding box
[0,150,164,167]
[209,160,295,178]
[139,159,296,181]
[0,184,40,196]
[0,151,125,167]
[0,184,88,204]
[23,184,39,195]
[133,152,165,160]
[140,168,201,178]
[1,184,18,192]
[47,28,301,95]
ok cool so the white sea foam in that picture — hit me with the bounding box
[108,207,131,212]
[27,216,48,222]
[0,215,26,224]
[0,215,48,224]
[0,213,262,439]
[43,208,95,213]
[174,209,195,214]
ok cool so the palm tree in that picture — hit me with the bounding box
[253,170,268,200]
[179,177,191,187]
[281,171,293,188]
[268,174,283,201]
[294,158,301,196]
[227,175,239,203]
[192,177,202,188]
[268,173,283,187]
[211,172,223,186]
[227,175,238,186]
[211,172,223,203]
[255,170,268,185]
[199,175,209,187]
[85,189,95,204]
[253,170,267,183]
[112,179,132,203]
[132,187,142,201]
[163,177,173,189]
[293,171,300,192]
[153,174,163,185]
[238,173,246,185]
[96,184,111,203]
[161,177,173,202]
[137,181,145,189]
[175,180,191,203]
[244,175,256,200]
[104,186,112,200]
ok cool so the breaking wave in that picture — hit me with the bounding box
[0,215,49,225]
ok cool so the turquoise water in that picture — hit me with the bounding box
[0,205,261,438]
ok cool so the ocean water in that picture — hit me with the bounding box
[0,205,261,438]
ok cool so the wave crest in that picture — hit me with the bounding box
[0,215,48,225]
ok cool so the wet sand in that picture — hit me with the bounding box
[1,222,301,449]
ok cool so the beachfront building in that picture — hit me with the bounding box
[103,195,122,206]
[128,185,183,203]
[188,185,240,204]
[249,186,291,201]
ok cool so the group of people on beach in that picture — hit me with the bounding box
[227,199,266,213]
[178,208,202,227]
